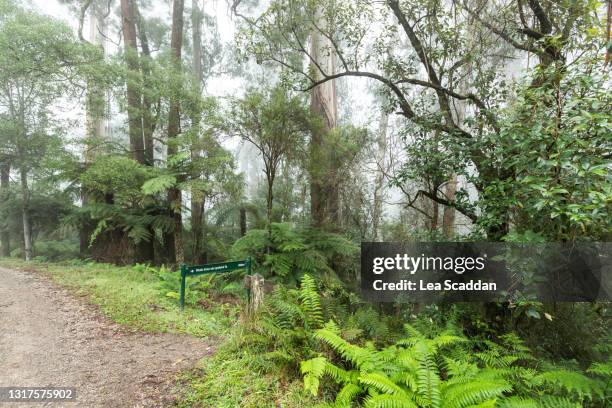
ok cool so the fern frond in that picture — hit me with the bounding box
[537,395,581,408]
[335,383,363,407]
[363,394,418,408]
[315,328,377,371]
[442,379,511,408]
[588,360,612,378]
[301,357,327,396]
[359,372,407,395]
[497,397,539,408]
[536,369,599,399]
[413,344,441,408]
[300,274,324,329]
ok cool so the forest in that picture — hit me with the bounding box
[0,0,611,407]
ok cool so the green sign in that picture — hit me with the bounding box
[179,258,251,309]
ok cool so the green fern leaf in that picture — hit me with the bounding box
[363,394,418,408]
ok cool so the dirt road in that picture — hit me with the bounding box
[0,266,214,407]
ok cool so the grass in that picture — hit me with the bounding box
[0,257,315,407]
[176,328,320,408]
[0,257,238,337]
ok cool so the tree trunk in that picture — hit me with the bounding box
[309,6,338,228]
[372,111,389,241]
[191,196,204,263]
[1,162,10,257]
[239,207,247,237]
[190,0,205,264]
[167,0,185,266]
[265,167,275,225]
[244,274,264,317]
[81,5,107,259]
[130,1,157,264]
[120,0,145,164]
[20,168,32,261]
[442,175,457,237]
[134,2,155,165]
[430,199,438,231]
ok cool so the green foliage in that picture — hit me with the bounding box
[480,59,612,240]
[231,222,358,284]
[301,322,607,407]
[240,274,327,375]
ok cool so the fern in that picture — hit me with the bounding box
[588,360,612,378]
[141,175,176,195]
[231,222,356,282]
[302,357,327,395]
[536,369,600,399]
[336,383,363,406]
[441,379,511,408]
[300,322,604,407]
[300,274,324,329]
[363,394,418,408]
[359,372,408,395]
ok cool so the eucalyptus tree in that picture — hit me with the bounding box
[166,0,186,265]
[0,1,96,259]
[234,0,606,239]
[0,159,9,256]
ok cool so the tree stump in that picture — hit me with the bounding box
[243,274,264,316]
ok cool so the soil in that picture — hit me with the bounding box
[0,266,215,407]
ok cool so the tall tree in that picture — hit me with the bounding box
[167,0,185,265]
[309,4,338,228]
[80,1,108,257]
[120,0,145,164]
[0,162,10,256]
[190,0,205,263]
[133,1,156,165]
[0,4,84,260]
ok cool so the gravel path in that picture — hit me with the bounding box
[0,266,215,407]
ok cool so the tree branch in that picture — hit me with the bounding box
[387,0,455,126]
[418,189,477,223]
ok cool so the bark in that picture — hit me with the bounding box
[239,207,247,237]
[84,9,106,160]
[133,2,155,165]
[20,168,32,261]
[1,163,10,257]
[81,5,107,258]
[442,175,457,237]
[244,274,264,317]
[120,0,145,164]
[372,111,388,241]
[430,199,438,231]
[265,165,276,224]
[309,5,338,228]
[131,1,156,263]
[190,0,205,263]
[191,196,205,264]
[167,0,185,266]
